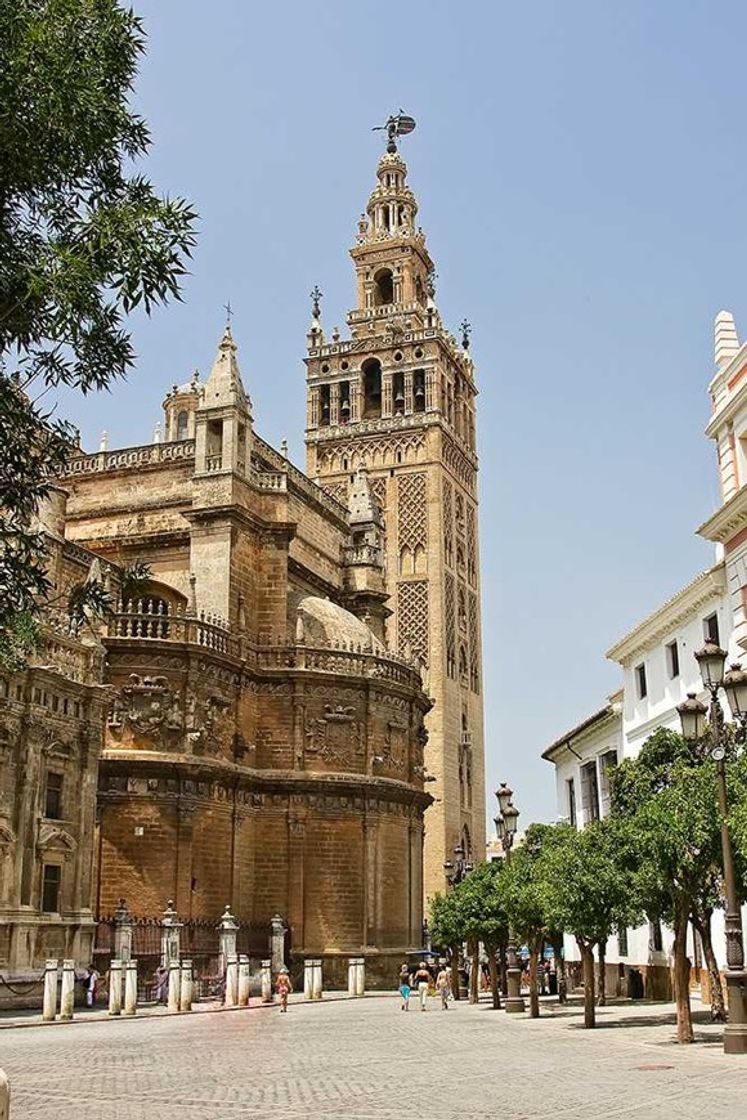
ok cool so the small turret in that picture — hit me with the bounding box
[163,369,203,441]
[194,325,252,477]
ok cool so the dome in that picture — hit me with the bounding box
[296,596,384,655]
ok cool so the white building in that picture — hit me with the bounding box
[543,311,747,998]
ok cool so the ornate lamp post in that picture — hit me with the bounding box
[677,638,747,1055]
[495,782,525,1013]
[443,841,473,887]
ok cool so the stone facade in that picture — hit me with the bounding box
[304,144,486,897]
[0,500,109,988]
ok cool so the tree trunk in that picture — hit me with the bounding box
[468,938,479,1004]
[450,945,460,1001]
[499,941,508,996]
[597,938,607,1007]
[553,937,567,1004]
[672,904,694,1044]
[487,942,501,1009]
[692,909,726,1023]
[578,939,596,1028]
[528,939,540,1018]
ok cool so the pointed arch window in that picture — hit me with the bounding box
[362,359,382,419]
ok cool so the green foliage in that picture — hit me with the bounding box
[0,0,197,636]
[67,578,113,628]
[119,559,152,602]
[429,889,464,949]
[502,822,572,946]
[610,727,724,927]
[0,609,40,672]
[543,818,641,948]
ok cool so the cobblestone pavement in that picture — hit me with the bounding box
[1,994,746,1119]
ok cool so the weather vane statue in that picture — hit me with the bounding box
[373,111,416,154]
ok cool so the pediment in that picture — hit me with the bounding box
[37,825,77,854]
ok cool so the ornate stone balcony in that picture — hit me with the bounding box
[104,605,423,691]
[60,439,196,477]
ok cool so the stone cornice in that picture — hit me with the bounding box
[98,751,432,811]
[697,487,747,545]
[606,564,725,665]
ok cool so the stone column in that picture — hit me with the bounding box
[113,898,134,963]
[42,959,58,1022]
[124,959,138,1016]
[217,905,239,978]
[167,960,181,1013]
[179,959,193,1012]
[356,958,365,997]
[260,959,273,1004]
[224,953,238,1008]
[270,914,287,974]
[303,958,314,1000]
[108,959,123,1016]
[59,959,75,1021]
[0,1068,8,1120]
[311,959,323,1000]
[237,955,250,1007]
[160,900,182,967]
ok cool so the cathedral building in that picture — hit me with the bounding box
[0,132,484,989]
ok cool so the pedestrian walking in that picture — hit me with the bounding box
[413,961,431,1011]
[436,967,451,1010]
[83,964,99,1008]
[276,966,292,1012]
[398,964,412,1011]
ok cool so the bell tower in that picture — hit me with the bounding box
[305,117,486,899]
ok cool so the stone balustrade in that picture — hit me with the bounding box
[59,439,196,477]
[105,608,423,689]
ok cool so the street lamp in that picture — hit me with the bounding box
[677,643,747,1055]
[444,841,473,887]
[494,783,525,1014]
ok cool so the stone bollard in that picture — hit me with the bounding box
[260,958,273,1004]
[167,960,181,1013]
[311,959,323,1000]
[160,900,182,968]
[42,959,58,1022]
[0,1068,8,1120]
[237,955,250,1007]
[224,953,238,1008]
[179,959,193,1012]
[113,898,134,963]
[348,957,365,998]
[124,959,138,1016]
[108,959,123,1016]
[303,958,314,1000]
[59,959,76,1020]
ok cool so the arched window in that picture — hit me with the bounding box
[362,358,382,419]
[373,269,394,307]
[176,410,189,440]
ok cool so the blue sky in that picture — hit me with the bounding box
[62,1,747,826]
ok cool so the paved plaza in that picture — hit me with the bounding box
[2,994,746,1120]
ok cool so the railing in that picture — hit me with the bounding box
[28,609,101,684]
[252,435,348,520]
[205,455,223,472]
[343,544,382,566]
[60,439,195,477]
[105,606,423,688]
[252,471,287,491]
[108,603,235,656]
